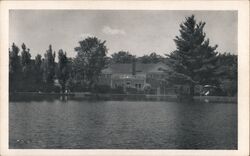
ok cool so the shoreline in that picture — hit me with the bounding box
[9,92,237,103]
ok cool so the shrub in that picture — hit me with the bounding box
[92,84,111,93]
[110,86,124,94]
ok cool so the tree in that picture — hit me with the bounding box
[216,53,237,96]
[34,54,43,90]
[57,49,69,92]
[65,58,75,92]
[43,45,56,90]
[166,15,218,97]
[20,43,34,91]
[111,51,135,64]
[9,43,21,92]
[138,52,164,63]
[9,43,20,74]
[216,53,237,80]
[20,43,32,77]
[74,37,107,89]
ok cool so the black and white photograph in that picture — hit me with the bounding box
[1,1,249,156]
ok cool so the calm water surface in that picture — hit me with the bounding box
[9,100,237,149]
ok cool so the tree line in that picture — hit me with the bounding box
[9,15,237,96]
[9,37,107,93]
[9,39,167,93]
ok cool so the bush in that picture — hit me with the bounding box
[92,84,111,93]
[39,83,60,93]
[67,82,88,92]
[126,87,139,94]
[110,86,124,94]
[53,85,61,93]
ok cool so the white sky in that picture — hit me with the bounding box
[9,10,237,59]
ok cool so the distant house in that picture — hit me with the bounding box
[98,62,170,94]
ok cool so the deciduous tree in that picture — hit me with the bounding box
[138,52,164,64]
[216,53,237,96]
[74,37,107,89]
[20,43,32,78]
[57,49,69,92]
[43,45,56,90]
[111,51,135,64]
[34,54,43,90]
[9,43,21,92]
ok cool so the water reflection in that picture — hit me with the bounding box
[9,100,237,149]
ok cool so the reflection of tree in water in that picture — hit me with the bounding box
[172,102,237,149]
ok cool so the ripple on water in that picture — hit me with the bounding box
[9,100,237,149]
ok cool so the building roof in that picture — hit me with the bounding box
[102,62,170,74]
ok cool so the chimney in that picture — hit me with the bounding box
[132,57,136,75]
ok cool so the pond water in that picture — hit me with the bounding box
[9,100,237,149]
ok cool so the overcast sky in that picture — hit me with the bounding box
[9,10,237,58]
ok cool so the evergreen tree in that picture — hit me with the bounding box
[57,49,69,92]
[166,15,218,97]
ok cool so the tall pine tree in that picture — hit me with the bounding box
[166,15,218,97]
